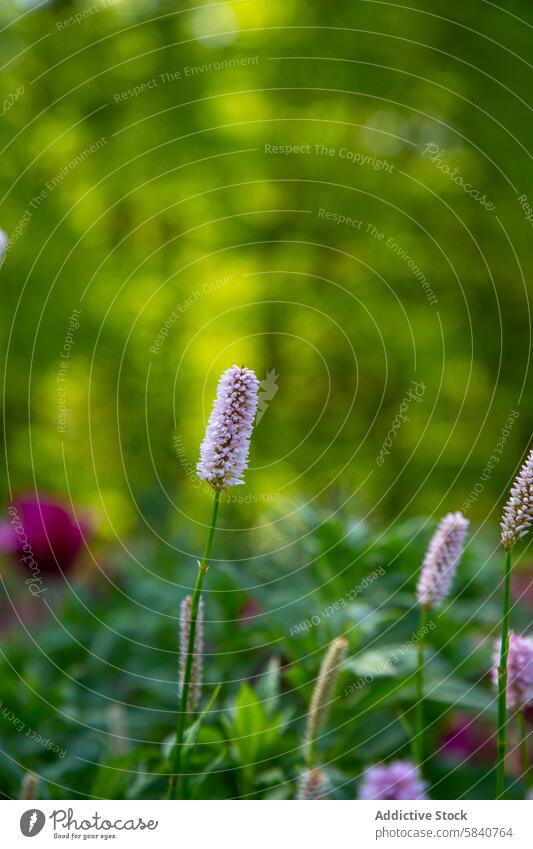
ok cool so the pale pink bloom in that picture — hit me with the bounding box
[197,366,259,489]
[417,512,469,608]
[501,447,533,548]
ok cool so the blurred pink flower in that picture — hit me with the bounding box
[511,566,533,611]
[0,494,90,576]
[237,597,262,624]
[492,632,533,711]
[358,761,427,800]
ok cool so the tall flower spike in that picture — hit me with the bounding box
[416,511,469,608]
[492,632,533,711]
[501,447,533,549]
[20,772,39,800]
[197,365,259,489]
[306,637,348,751]
[297,767,330,800]
[178,595,204,712]
[358,761,428,800]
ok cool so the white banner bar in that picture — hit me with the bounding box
[1,800,531,848]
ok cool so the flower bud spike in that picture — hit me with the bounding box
[179,595,204,712]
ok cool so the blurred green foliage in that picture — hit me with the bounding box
[0,0,532,802]
[0,0,531,537]
[2,509,527,800]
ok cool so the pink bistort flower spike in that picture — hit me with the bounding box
[358,760,428,800]
[178,595,204,712]
[501,447,533,549]
[20,772,39,801]
[306,637,348,751]
[297,767,330,799]
[416,511,469,608]
[197,365,259,489]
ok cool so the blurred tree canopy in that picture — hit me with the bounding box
[0,0,531,542]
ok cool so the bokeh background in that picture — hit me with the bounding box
[0,0,532,800]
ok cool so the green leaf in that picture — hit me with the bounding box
[91,750,162,800]
[230,683,266,764]
[183,683,223,756]
[191,748,228,794]
[162,683,222,765]
[346,644,417,680]
[426,677,496,715]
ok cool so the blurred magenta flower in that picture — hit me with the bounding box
[511,566,533,611]
[439,715,495,763]
[0,494,89,576]
[237,597,262,624]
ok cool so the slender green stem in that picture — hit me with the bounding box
[496,547,513,799]
[168,490,220,799]
[397,710,417,763]
[517,710,532,793]
[414,604,429,769]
